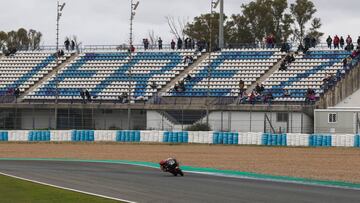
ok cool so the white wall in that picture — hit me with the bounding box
[21,109,56,130]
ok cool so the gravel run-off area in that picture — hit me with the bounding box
[0,143,359,183]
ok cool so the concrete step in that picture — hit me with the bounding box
[158,52,210,95]
[18,53,79,102]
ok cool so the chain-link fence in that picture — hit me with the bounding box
[0,105,314,134]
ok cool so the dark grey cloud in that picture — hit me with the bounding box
[0,0,359,46]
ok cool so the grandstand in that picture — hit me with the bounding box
[0,44,359,133]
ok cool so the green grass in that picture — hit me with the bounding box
[0,175,122,203]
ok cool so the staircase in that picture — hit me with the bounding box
[245,53,288,94]
[317,61,360,108]
[18,53,79,101]
[158,52,210,95]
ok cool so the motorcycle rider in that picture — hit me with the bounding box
[159,158,183,176]
[159,158,178,172]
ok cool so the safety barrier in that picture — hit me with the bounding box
[332,134,354,147]
[141,131,163,143]
[286,134,309,146]
[163,132,189,143]
[262,133,287,146]
[188,131,213,144]
[28,131,51,142]
[71,130,95,142]
[0,130,360,148]
[0,131,8,142]
[355,135,360,147]
[94,131,117,142]
[116,131,141,142]
[309,134,332,147]
[51,131,72,142]
[213,132,239,145]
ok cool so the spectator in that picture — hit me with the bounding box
[343,58,348,70]
[333,35,340,49]
[336,69,342,80]
[266,34,275,48]
[304,35,311,49]
[150,81,157,90]
[14,88,20,98]
[143,39,150,50]
[280,42,290,53]
[340,37,345,49]
[279,60,287,71]
[85,89,91,102]
[297,43,304,52]
[188,39,192,49]
[177,38,183,49]
[345,43,354,51]
[310,37,317,48]
[130,45,135,53]
[249,91,256,105]
[259,84,265,94]
[326,36,332,49]
[158,37,163,50]
[306,88,316,104]
[255,83,261,94]
[64,38,70,51]
[357,36,360,47]
[346,35,353,45]
[170,40,176,50]
[239,80,245,97]
[264,92,273,105]
[283,89,290,98]
[71,40,75,51]
[185,74,192,82]
[80,89,85,103]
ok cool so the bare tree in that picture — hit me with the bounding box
[165,16,189,40]
[148,30,159,49]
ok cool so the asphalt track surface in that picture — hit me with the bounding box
[0,161,359,203]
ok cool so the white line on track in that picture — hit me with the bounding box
[0,171,136,203]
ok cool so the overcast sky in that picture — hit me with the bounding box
[1,0,359,45]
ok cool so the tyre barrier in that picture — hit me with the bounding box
[213,132,239,145]
[163,131,189,143]
[140,131,163,143]
[262,133,287,146]
[71,130,95,142]
[1,130,360,148]
[28,131,51,142]
[355,135,360,148]
[309,134,332,147]
[0,131,8,142]
[116,131,141,142]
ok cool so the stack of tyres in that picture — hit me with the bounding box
[71,130,95,142]
[116,131,141,142]
[355,135,360,147]
[0,131,8,142]
[262,134,287,146]
[28,131,51,142]
[163,132,188,143]
[213,132,239,145]
[309,134,332,147]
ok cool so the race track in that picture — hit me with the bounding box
[0,160,359,203]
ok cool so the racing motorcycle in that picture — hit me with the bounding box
[159,158,184,176]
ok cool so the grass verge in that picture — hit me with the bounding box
[0,175,122,203]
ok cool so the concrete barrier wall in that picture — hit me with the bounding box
[1,130,360,148]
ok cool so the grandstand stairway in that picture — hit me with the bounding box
[160,110,206,125]
[19,53,79,102]
[245,53,287,94]
[158,52,210,95]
